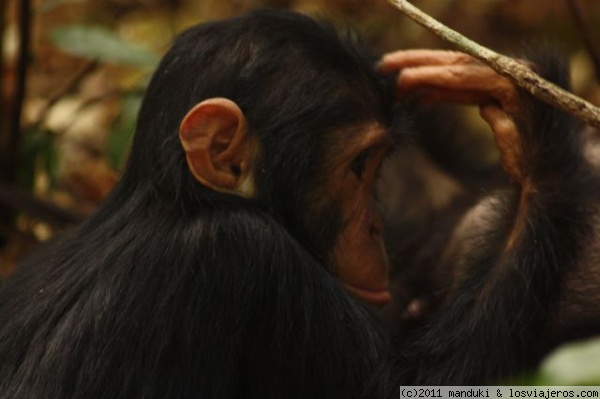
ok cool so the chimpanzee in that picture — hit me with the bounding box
[0,8,597,398]
[378,49,600,383]
[0,10,396,399]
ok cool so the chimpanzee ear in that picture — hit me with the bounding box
[179,98,256,197]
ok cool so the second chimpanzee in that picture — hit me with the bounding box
[0,8,598,398]
[379,49,600,383]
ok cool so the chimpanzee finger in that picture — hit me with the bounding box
[378,50,481,74]
[396,65,520,114]
[480,103,523,182]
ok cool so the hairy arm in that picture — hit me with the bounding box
[380,50,597,384]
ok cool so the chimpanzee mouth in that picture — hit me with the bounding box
[343,283,391,307]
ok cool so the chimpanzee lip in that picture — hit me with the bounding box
[343,283,391,306]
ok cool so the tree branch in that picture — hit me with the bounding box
[0,0,6,148]
[0,182,85,227]
[8,0,32,182]
[387,0,600,129]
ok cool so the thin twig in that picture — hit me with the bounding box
[29,59,99,129]
[565,0,600,81]
[0,182,85,227]
[8,0,32,183]
[26,87,145,142]
[387,0,600,129]
[0,0,6,158]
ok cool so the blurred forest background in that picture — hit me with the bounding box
[1,0,599,277]
[1,0,600,383]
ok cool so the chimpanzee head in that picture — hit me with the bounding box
[120,9,396,306]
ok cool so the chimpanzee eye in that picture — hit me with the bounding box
[350,150,370,180]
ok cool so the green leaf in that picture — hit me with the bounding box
[50,25,160,67]
[107,94,143,170]
[18,128,56,191]
[534,337,600,385]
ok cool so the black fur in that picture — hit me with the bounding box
[0,8,597,397]
[387,50,599,384]
[0,10,394,399]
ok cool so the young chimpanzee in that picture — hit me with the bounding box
[0,9,396,399]
[0,7,598,398]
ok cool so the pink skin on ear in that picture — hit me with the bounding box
[179,98,255,196]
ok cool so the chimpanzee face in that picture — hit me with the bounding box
[180,100,392,307]
[307,122,392,307]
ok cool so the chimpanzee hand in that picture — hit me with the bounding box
[378,50,528,184]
